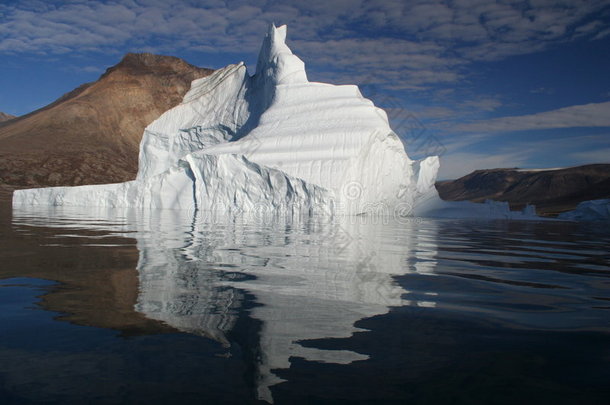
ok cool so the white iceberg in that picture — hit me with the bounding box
[12,24,438,216]
[558,199,610,221]
[12,24,539,220]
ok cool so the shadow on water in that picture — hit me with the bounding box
[1,201,610,404]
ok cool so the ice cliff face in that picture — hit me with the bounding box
[13,24,440,216]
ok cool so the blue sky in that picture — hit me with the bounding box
[1,0,609,179]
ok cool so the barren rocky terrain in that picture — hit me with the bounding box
[0,112,15,122]
[0,53,213,188]
[436,164,610,216]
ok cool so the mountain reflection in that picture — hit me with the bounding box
[12,207,439,403]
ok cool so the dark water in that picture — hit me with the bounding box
[1,202,609,404]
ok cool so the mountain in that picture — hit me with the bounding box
[0,53,213,187]
[0,112,15,122]
[436,164,610,216]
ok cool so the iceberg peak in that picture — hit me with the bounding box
[255,23,307,85]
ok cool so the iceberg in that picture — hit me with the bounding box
[558,199,610,221]
[12,24,540,220]
[12,24,438,217]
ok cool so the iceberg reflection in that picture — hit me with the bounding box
[12,207,439,403]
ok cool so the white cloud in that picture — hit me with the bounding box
[460,97,502,112]
[569,148,610,163]
[437,150,529,179]
[457,101,610,132]
[530,87,555,95]
[435,132,610,179]
[574,20,605,38]
[593,27,610,40]
[61,64,104,74]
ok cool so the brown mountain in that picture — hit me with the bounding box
[0,53,213,188]
[0,112,15,122]
[436,164,610,216]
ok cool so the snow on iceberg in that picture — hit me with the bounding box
[12,24,536,220]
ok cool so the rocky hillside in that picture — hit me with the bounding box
[0,112,15,122]
[0,53,213,188]
[436,164,610,216]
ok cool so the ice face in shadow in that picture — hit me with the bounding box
[11,206,439,403]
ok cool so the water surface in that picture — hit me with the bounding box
[1,203,609,404]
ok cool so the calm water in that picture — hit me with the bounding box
[1,202,609,404]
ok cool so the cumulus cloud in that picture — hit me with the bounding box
[456,101,610,132]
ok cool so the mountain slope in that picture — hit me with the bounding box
[0,53,213,187]
[436,164,610,216]
[0,112,15,122]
